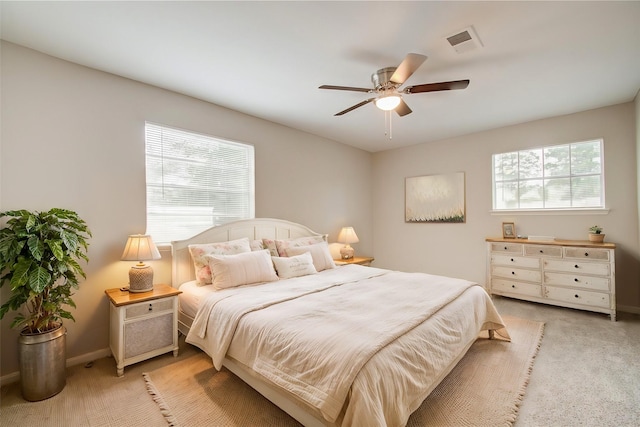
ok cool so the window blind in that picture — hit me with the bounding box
[145,123,255,243]
[492,139,604,210]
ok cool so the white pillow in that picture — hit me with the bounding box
[189,238,252,285]
[206,250,278,290]
[286,242,336,272]
[272,252,317,279]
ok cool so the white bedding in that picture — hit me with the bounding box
[184,264,508,426]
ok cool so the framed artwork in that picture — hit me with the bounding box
[502,222,516,239]
[405,172,465,223]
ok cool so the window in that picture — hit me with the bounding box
[145,123,255,243]
[492,139,604,211]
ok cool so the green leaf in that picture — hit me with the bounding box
[47,239,64,261]
[29,266,51,293]
[27,235,45,261]
[10,258,32,290]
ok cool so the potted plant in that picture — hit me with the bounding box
[0,208,91,401]
[588,225,605,243]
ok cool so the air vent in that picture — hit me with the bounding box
[446,26,482,54]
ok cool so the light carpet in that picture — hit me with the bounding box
[143,315,544,426]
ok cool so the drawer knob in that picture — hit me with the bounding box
[585,252,589,257]
[539,250,543,253]
[148,304,153,311]
[511,284,516,288]
[504,246,508,250]
[511,271,515,275]
[574,264,579,269]
[574,278,579,282]
[574,294,579,298]
[510,258,514,262]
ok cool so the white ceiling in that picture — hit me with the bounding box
[2,1,640,152]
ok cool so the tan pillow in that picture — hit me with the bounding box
[286,242,336,272]
[206,250,278,290]
[274,235,326,257]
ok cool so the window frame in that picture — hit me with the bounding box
[491,139,607,214]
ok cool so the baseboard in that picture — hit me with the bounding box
[617,304,640,315]
[0,347,112,387]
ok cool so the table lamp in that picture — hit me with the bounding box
[121,234,161,293]
[337,226,359,259]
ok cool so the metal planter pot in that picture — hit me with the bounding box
[18,325,67,401]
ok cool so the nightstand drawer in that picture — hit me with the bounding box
[125,298,174,319]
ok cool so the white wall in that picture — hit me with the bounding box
[372,103,640,312]
[0,42,373,377]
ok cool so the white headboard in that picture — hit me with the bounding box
[170,218,325,288]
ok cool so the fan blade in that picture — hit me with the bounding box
[390,53,427,85]
[319,85,372,93]
[404,79,470,94]
[335,98,376,116]
[395,99,412,117]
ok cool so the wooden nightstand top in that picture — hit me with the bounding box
[105,284,181,307]
[334,256,374,266]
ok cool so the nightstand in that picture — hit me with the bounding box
[334,256,375,266]
[105,284,181,376]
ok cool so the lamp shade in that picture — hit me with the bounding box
[121,235,161,293]
[338,227,359,244]
[121,234,161,261]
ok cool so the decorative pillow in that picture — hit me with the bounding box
[206,250,278,290]
[262,238,279,257]
[271,252,317,279]
[189,238,252,285]
[286,242,336,272]
[274,235,327,257]
[250,239,265,251]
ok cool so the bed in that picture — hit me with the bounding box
[171,218,509,427]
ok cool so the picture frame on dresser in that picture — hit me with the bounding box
[502,222,515,238]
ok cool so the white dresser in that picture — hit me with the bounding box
[486,238,616,321]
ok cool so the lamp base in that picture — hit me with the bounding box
[128,264,154,293]
[340,245,354,260]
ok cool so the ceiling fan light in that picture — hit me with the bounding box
[375,95,401,111]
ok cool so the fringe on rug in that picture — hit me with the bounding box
[506,321,545,426]
[143,372,179,427]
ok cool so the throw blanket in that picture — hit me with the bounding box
[187,266,477,423]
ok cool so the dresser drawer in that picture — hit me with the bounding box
[544,272,610,292]
[491,254,540,268]
[543,259,610,276]
[490,243,523,254]
[524,245,562,258]
[545,286,610,309]
[125,298,174,319]
[491,266,541,282]
[492,279,542,298]
[563,247,610,261]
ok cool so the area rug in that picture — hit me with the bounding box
[143,315,544,426]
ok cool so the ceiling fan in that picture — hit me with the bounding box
[319,53,469,117]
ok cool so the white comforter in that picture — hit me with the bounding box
[187,265,508,426]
